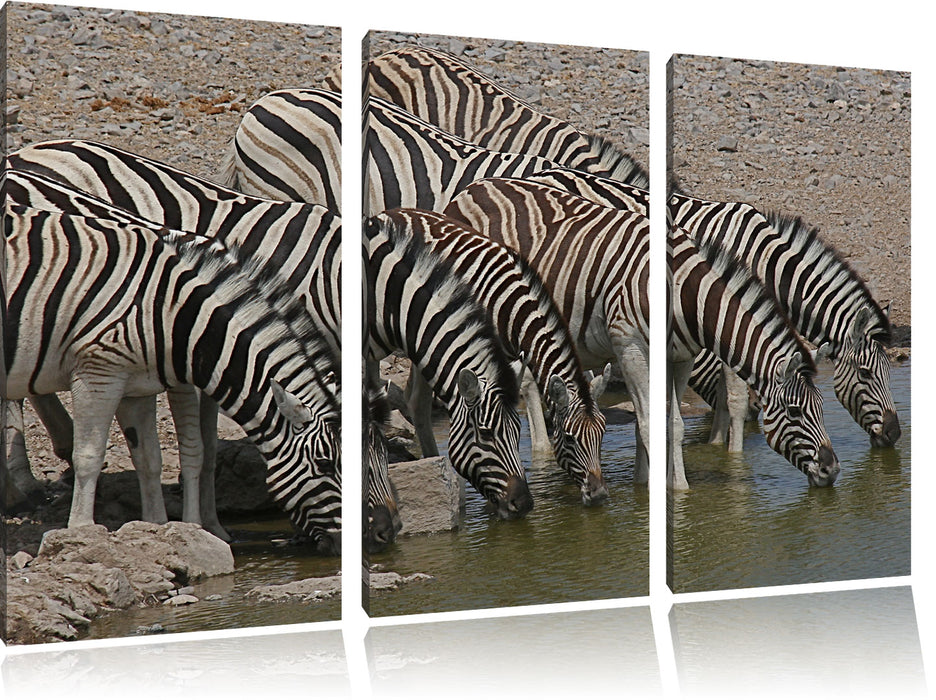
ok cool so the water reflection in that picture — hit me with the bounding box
[671,586,926,697]
[367,606,660,697]
[670,364,911,592]
[1,629,349,699]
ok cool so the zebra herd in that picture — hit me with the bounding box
[2,43,902,561]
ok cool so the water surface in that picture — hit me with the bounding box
[367,410,650,616]
[669,363,911,592]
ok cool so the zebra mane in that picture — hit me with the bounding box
[369,215,520,407]
[585,133,650,187]
[692,233,817,378]
[217,137,240,190]
[164,228,339,402]
[762,210,892,345]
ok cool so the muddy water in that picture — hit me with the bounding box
[86,519,340,640]
[669,363,911,593]
[367,410,650,617]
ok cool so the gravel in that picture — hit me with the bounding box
[4,2,340,181]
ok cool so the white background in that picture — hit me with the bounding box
[2,1,931,697]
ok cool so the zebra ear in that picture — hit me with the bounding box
[547,375,570,412]
[271,380,313,427]
[812,342,833,364]
[457,368,482,405]
[849,307,872,346]
[590,363,613,401]
[777,352,803,384]
[509,352,527,379]
[882,301,892,319]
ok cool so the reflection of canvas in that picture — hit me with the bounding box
[362,31,650,616]
[666,54,911,592]
[2,2,341,643]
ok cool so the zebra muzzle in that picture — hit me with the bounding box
[807,444,840,487]
[870,410,901,447]
[497,475,534,519]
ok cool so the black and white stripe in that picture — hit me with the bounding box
[363,375,401,552]
[668,226,838,489]
[220,88,341,211]
[376,208,609,505]
[367,45,648,186]
[669,189,900,447]
[4,204,342,553]
[364,95,557,213]
[443,178,651,484]
[365,214,532,519]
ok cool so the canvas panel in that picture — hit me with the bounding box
[2,1,341,643]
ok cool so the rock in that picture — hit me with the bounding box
[164,594,199,605]
[389,457,464,534]
[716,135,739,152]
[212,439,277,515]
[246,575,342,603]
[369,572,434,591]
[10,551,34,569]
[385,409,416,441]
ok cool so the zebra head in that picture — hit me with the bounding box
[448,367,533,519]
[268,380,342,556]
[832,307,901,447]
[545,374,609,506]
[761,353,840,487]
[363,382,402,553]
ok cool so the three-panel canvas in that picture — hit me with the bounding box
[1,1,911,653]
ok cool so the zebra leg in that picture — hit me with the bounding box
[723,368,750,453]
[521,368,552,456]
[167,385,205,527]
[4,399,46,504]
[68,376,129,528]
[30,394,76,465]
[614,342,650,485]
[196,393,231,542]
[406,370,440,457]
[668,358,694,491]
[115,394,168,525]
[708,375,730,446]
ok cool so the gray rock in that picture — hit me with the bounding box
[369,572,434,591]
[716,135,739,152]
[164,594,199,605]
[10,551,34,569]
[390,456,464,534]
[246,575,341,603]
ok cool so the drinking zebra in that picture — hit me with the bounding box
[669,188,899,448]
[363,376,402,553]
[668,226,838,490]
[366,45,648,186]
[444,178,651,484]
[4,205,342,553]
[5,150,346,541]
[374,208,609,505]
[220,88,341,211]
[365,214,533,519]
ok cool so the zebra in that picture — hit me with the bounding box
[669,188,900,448]
[366,45,649,186]
[667,225,839,490]
[443,178,651,484]
[4,204,342,553]
[363,374,402,553]
[6,142,344,540]
[219,88,341,211]
[364,95,559,214]
[365,214,533,519]
[375,208,610,505]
